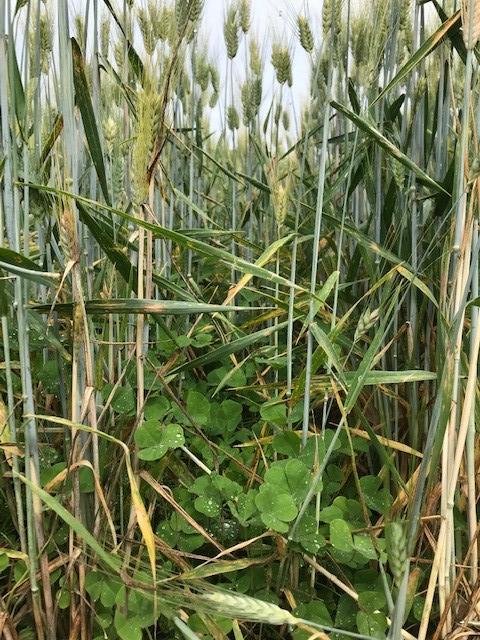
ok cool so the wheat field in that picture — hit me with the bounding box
[0,1,479,639]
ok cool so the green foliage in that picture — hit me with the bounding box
[1,0,471,638]
[135,422,185,460]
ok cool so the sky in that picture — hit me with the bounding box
[199,0,323,134]
[64,0,324,136]
[60,0,435,138]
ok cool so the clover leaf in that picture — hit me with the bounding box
[260,400,287,426]
[330,518,354,552]
[114,610,142,640]
[104,385,135,415]
[292,601,332,640]
[210,399,243,435]
[255,484,297,533]
[186,390,210,425]
[135,421,185,460]
[264,459,313,504]
[359,475,392,513]
[190,473,241,518]
[290,513,326,554]
[144,396,170,421]
[356,611,388,638]
[194,495,221,517]
[272,431,301,456]
[234,490,258,525]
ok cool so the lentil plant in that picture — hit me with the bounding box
[0,1,480,639]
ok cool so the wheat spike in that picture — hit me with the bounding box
[251,76,262,111]
[298,15,314,53]
[100,17,110,58]
[227,105,240,131]
[354,307,380,342]
[391,158,406,188]
[271,43,292,86]
[274,104,281,126]
[195,53,210,92]
[187,0,203,25]
[209,64,220,94]
[385,521,408,587]
[175,0,189,34]
[103,116,118,156]
[33,13,53,75]
[224,6,239,59]
[138,8,156,56]
[132,80,161,206]
[462,0,480,49]
[241,80,253,126]
[200,592,298,625]
[238,0,250,33]
[249,39,262,75]
[267,158,293,229]
[74,14,85,48]
[322,0,342,38]
[59,207,79,263]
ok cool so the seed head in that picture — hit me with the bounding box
[38,13,53,74]
[249,39,262,75]
[251,76,262,110]
[391,158,406,188]
[354,307,380,342]
[274,104,281,126]
[74,14,85,49]
[351,16,368,72]
[385,521,408,587]
[132,83,161,205]
[60,207,79,263]
[322,0,342,38]
[267,158,293,230]
[103,116,119,155]
[224,6,239,59]
[188,0,204,24]
[194,53,209,92]
[113,40,121,68]
[241,81,253,126]
[152,6,172,41]
[175,0,189,34]
[138,8,156,56]
[241,76,261,126]
[238,0,250,33]
[271,43,292,86]
[209,91,219,108]
[227,104,240,131]
[100,17,110,58]
[200,591,297,625]
[209,64,220,94]
[297,15,314,53]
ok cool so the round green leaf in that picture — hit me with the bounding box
[111,386,135,414]
[186,390,210,425]
[144,396,170,421]
[260,400,287,426]
[255,485,297,533]
[330,518,354,552]
[114,611,142,640]
[356,611,387,638]
[135,422,185,460]
[194,495,221,517]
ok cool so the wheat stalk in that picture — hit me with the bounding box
[462,0,480,49]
